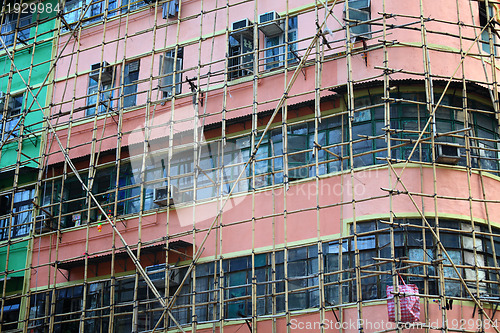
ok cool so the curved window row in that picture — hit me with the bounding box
[345,219,500,301]
[39,91,500,228]
[26,219,500,331]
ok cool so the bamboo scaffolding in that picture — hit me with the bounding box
[4,0,500,332]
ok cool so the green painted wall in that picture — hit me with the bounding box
[0,240,29,279]
[0,0,58,301]
[0,0,56,170]
[0,43,53,94]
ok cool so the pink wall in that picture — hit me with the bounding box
[27,1,500,331]
[31,166,500,288]
[152,303,498,333]
[49,0,500,161]
[38,0,500,296]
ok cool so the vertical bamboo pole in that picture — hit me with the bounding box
[344,0,364,328]
[313,2,326,333]
[109,1,135,330]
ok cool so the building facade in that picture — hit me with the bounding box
[0,1,57,330]
[2,0,500,332]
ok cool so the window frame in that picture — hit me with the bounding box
[338,219,500,301]
[0,188,34,241]
[1,11,31,47]
[263,16,298,70]
[479,2,498,55]
[159,47,183,98]
[2,94,24,141]
[63,0,123,29]
[63,0,88,28]
[345,0,371,41]
[86,76,114,116]
[122,60,140,108]
[121,0,148,13]
[228,33,254,80]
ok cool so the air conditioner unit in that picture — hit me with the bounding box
[258,11,283,37]
[89,62,113,84]
[153,185,179,206]
[146,263,181,286]
[436,143,461,165]
[231,18,253,38]
[34,214,55,234]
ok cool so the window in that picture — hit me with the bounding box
[63,0,120,29]
[116,162,141,216]
[1,94,23,141]
[55,285,83,332]
[89,0,119,21]
[28,292,50,331]
[168,249,314,325]
[324,219,500,302]
[345,0,371,40]
[228,27,254,79]
[196,142,221,200]
[1,12,31,47]
[0,188,34,241]
[29,283,112,332]
[169,149,195,202]
[89,168,115,222]
[222,253,286,318]
[121,0,148,12]
[159,48,183,98]
[223,137,251,192]
[41,160,148,229]
[39,172,100,229]
[255,252,285,315]
[11,189,34,238]
[264,16,298,70]
[1,297,22,331]
[61,175,87,228]
[224,257,252,318]
[287,246,319,310]
[388,92,500,174]
[63,0,87,27]
[85,281,111,332]
[323,240,349,305]
[86,77,114,116]
[287,124,310,180]
[479,1,497,54]
[323,221,409,302]
[123,60,140,108]
[120,265,192,330]
[167,268,191,327]
[194,262,219,323]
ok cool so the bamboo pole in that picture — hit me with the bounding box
[314,2,326,333]
[7,0,500,331]
[385,160,500,333]
[150,4,340,330]
[344,0,364,329]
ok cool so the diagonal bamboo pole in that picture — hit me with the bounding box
[380,20,493,191]
[0,13,187,333]
[151,3,342,330]
[385,159,500,333]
